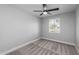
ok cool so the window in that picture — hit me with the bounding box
[49,18,60,33]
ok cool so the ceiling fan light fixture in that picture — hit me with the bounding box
[43,12,47,15]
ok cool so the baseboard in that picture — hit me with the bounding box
[0,38,40,55]
[41,37,75,46]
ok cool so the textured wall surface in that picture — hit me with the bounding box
[0,5,40,54]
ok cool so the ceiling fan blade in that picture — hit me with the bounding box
[40,13,43,16]
[47,8,59,12]
[34,10,42,12]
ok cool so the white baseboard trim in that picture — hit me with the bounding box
[41,37,75,46]
[0,38,40,55]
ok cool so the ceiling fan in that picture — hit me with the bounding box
[33,4,59,16]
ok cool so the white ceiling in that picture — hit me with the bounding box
[13,4,78,18]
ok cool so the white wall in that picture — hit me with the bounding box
[41,12,76,44]
[76,5,79,48]
[0,5,40,54]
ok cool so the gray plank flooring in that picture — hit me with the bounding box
[7,39,78,55]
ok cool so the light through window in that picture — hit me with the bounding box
[49,18,60,33]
